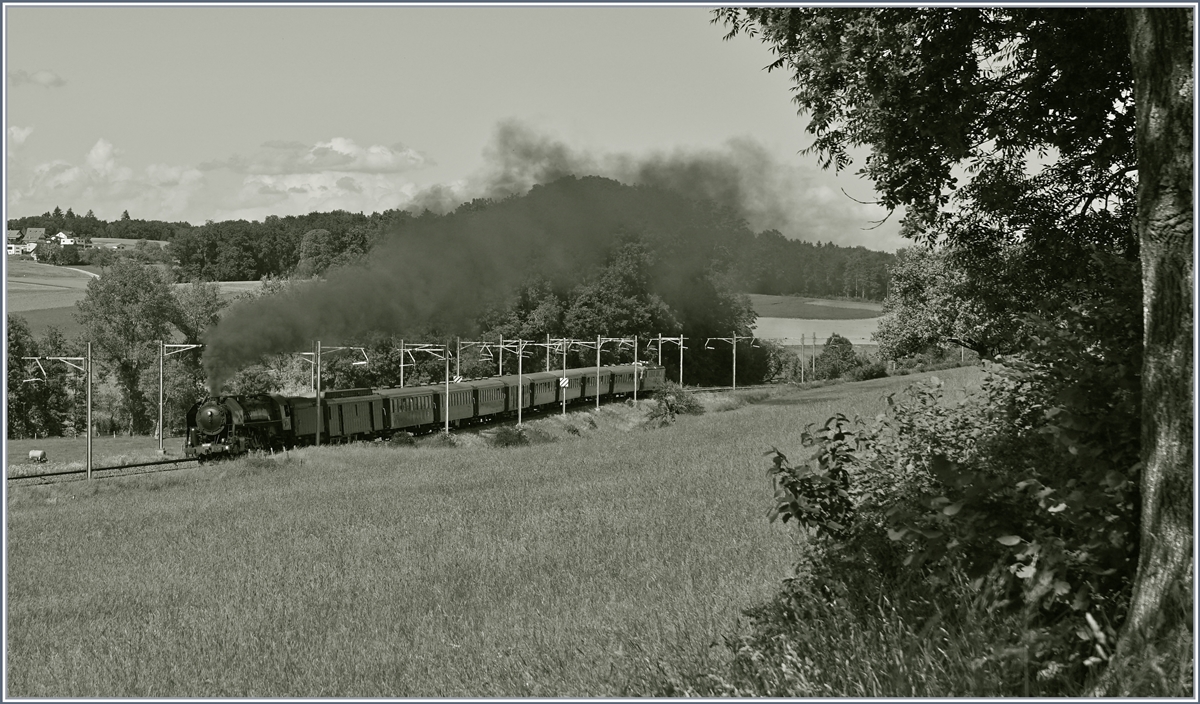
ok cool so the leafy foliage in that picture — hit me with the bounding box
[846,362,887,382]
[875,247,998,359]
[645,381,704,427]
[743,252,1144,692]
[765,415,858,540]
[74,259,178,434]
[716,7,1134,234]
[759,257,1142,685]
[812,333,861,380]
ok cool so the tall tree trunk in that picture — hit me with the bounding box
[1096,8,1195,696]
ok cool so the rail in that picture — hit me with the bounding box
[8,456,199,484]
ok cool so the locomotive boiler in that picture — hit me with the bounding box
[184,394,295,461]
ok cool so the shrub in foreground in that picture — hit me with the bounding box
[646,382,704,426]
[731,259,1155,694]
[846,361,887,381]
[385,432,416,447]
[491,425,530,447]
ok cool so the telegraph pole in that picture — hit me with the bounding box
[633,335,638,402]
[404,344,452,434]
[706,334,757,390]
[315,340,322,446]
[159,342,202,454]
[657,335,686,386]
[495,339,532,425]
[86,342,92,479]
[561,338,569,415]
[25,347,92,477]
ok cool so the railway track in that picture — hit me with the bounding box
[7,456,200,486]
[8,386,763,487]
[685,382,795,393]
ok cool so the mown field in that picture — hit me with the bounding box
[6,367,983,697]
[746,293,882,319]
[746,294,882,347]
[7,434,186,476]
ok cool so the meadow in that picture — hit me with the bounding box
[7,434,186,478]
[746,293,882,319]
[6,367,982,697]
[745,294,883,347]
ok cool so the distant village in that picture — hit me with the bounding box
[7,227,131,259]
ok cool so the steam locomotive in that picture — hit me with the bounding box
[184,363,666,461]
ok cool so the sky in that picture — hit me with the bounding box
[4,4,906,251]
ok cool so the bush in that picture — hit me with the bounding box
[847,361,888,381]
[646,381,705,426]
[813,334,861,380]
[753,257,1145,691]
[524,427,554,444]
[491,425,530,447]
[385,432,416,447]
[423,431,457,448]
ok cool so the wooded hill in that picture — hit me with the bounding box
[8,176,894,300]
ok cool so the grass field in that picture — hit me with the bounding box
[5,260,264,338]
[746,294,882,319]
[6,368,983,697]
[745,294,883,346]
[7,434,187,476]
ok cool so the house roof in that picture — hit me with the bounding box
[24,227,46,239]
[6,231,22,242]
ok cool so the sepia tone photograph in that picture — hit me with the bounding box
[4,2,1192,697]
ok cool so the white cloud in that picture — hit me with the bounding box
[7,138,205,221]
[8,69,66,88]
[7,126,33,145]
[84,139,126,179]
[211,171,419,222]
[206,137,429,176]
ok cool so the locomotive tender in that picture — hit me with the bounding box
[185,363,666,461]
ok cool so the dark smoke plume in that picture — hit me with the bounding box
[406,119,878,241]
[203,119,891,390]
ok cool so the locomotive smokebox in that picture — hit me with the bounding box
[196,400,227,436]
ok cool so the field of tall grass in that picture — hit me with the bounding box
[7,368,982,697]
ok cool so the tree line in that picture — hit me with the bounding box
[9,185,894,299]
